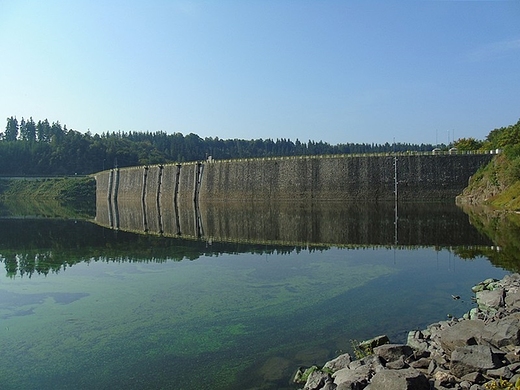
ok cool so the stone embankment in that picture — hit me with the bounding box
[294,274,520,390]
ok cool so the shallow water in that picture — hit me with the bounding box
[0,204,512,390]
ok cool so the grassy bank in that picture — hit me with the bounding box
[0,176,96,218]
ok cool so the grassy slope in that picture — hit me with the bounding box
[457,153,520,211]
[0,177,96,218]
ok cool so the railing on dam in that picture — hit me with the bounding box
[204,149,499,164]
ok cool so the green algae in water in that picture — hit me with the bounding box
[0,249,393,390]
[0,246,508,390]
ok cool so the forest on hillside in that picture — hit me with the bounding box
[0,115,503,176]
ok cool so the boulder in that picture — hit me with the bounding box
[450,345,503,378]
[407,330,429,353]
[365,368,430,390]
[303,369,330,390]
[476,288,505,311]
[332,364,371,389]
[373,344,414,364]
[324,353,352,372]
[480,313,520,350]
[358,335,389,354]
[438,320,485,354]
[505,290,520,309]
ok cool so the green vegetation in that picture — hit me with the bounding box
[456,119,520,210]
[1,116,439,176]
[0,177,96,218]
[484,378,520,390]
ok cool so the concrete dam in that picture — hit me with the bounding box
[94,152,494,245]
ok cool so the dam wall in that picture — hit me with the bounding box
[94,152,494,244]
[96,153,494,206]
[199,154,492,202]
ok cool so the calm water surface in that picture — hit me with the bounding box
[0,203,512,390]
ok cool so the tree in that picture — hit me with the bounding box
[453,138,483,151]
[37,119,50,142]
[25,117,37,142]
[4,116,19,141]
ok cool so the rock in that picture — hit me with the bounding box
[459,380,472,389]
[480,313,520,350]
[450,345,503,378]
[438,320,484,354]
[472,279,497,293]
[460,371,486,384]
[332,364,371,389]
[487,366,513,379]
[290,274,520,390]
[358,335,389,354]
[386,356,407,370]
[324,353,352,372]
[505,290,520,309]
[303,369,330,390]
[365,368,430,390]
[433,370,457,387]
[410,357,431,369]
[320,378,337,390]
[373,344,414,363]
[407,330,429,353]
[476,288,505,311]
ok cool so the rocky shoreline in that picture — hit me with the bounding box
[293,273,520,390]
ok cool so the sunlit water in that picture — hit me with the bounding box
[0,205,511,390]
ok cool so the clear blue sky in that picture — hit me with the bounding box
[1,1,519,145]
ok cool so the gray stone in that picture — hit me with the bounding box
[460,371,486,384]
[332,364,371,389]
[407,330,429,353]
[410,357,431,369]
[505,290,520,309]
[336,383,362,390]
[367,368,430,390]
[460,380,472,390]
[304,369,330,390]
[487,366,513,379]
[321,378,337,390]
[358,335,389,354]
[386,356,407,370]
[450,345,502,378]
[508,362,520,372]
[373,344,414,363]
[324,353,352,373]
[476,288,505,311]
[433,370,457,387]
[439,320,485,354]
[481,313,520,349]
[428,359,437,375]
[505,351,520,364]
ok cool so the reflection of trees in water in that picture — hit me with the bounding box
[0,219,307,277]
[0,202,506,277]
[456,205,520,272]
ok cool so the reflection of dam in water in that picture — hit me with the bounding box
[95,199,492,247]
[94,154,495,246]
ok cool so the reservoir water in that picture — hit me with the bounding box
[0,201,514,389]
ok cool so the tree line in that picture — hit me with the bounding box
[0,115,482,176]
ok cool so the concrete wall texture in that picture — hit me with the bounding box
[95,153,493,206]
[200,154,494,201]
